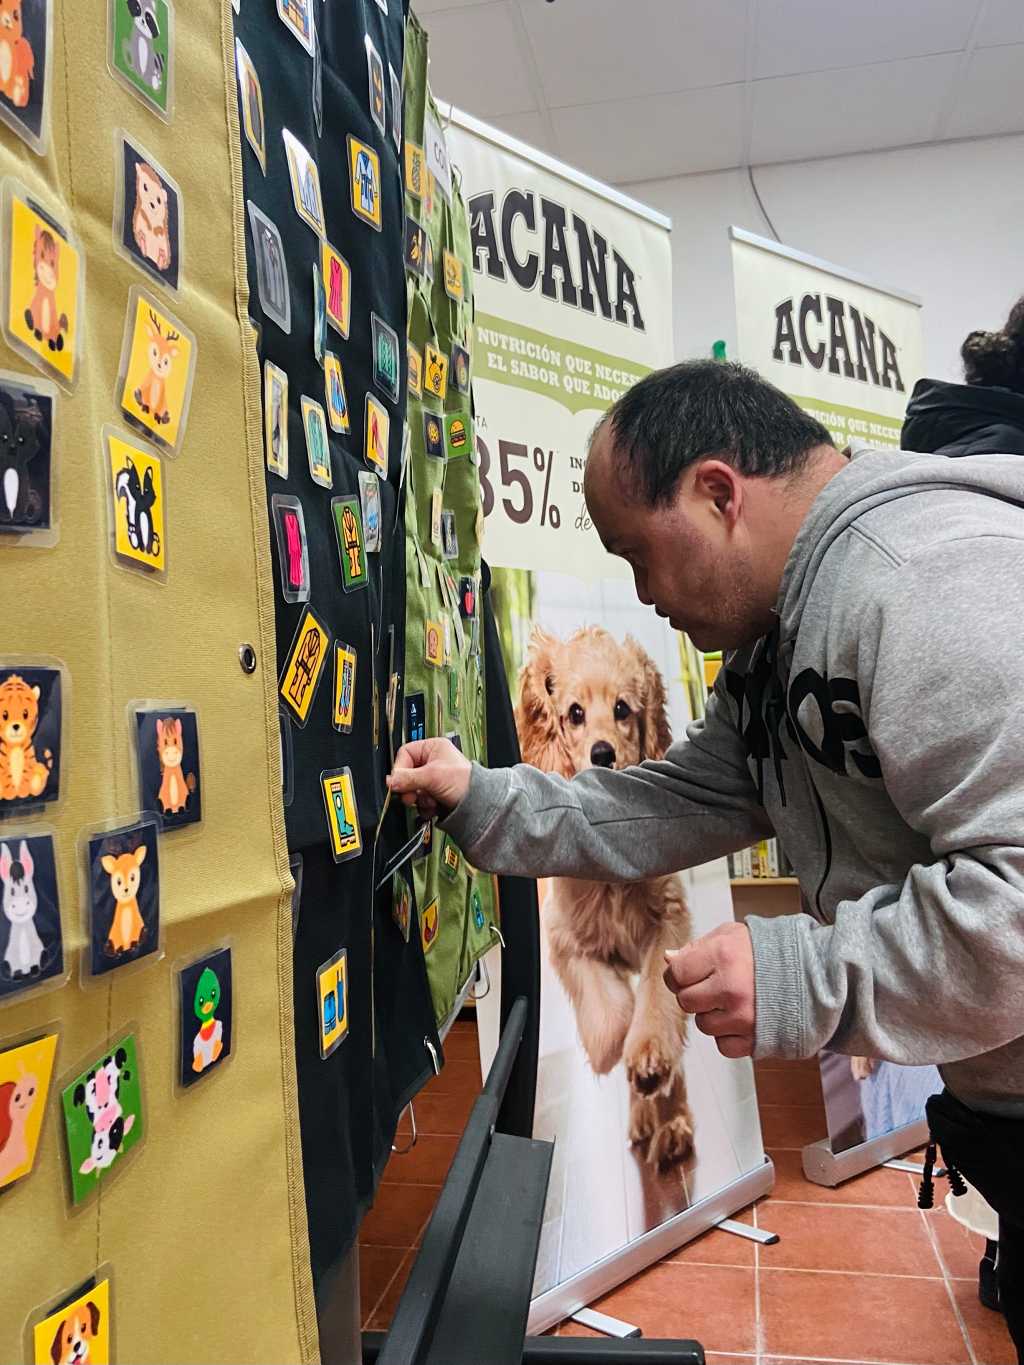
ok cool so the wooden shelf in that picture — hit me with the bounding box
[730,877,799,887]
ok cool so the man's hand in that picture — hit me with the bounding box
[387,738,472,818]
[663,922,756,1059]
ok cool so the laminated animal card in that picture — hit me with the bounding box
[0,0,50,154]
[61,1034,143,1204]
[31,1274,112,1365]
[117,289,195,452]
[115,134,181,292]
[104,429,166,576]
[109,0,172,118]
[0,370,55,540]
[0,1031,57,1193]
[0,833,63,1002]
[84,819,160,977]
[133,706,201,830]
[177,947,231,1087]
[4,190,81,387]
[0,663,62,817]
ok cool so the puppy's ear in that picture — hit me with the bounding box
[516,629,571,777]
[625,636,672,760]
[86,1300,101,1335]
[49,1318,65,1365]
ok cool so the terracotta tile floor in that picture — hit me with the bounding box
[359,1022,1016,1364]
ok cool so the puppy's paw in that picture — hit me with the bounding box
[624,1033,677,1097]
[648,1111,694,1173]
[628,1092,657,1155]
[577,997,631,1076]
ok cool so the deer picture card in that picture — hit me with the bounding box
[83,818,160,978]
[116,288,196,453]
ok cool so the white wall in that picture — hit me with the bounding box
[625,134,1024,384]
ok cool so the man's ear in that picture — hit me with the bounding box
[515,629,572,777]
[694,459,743,527]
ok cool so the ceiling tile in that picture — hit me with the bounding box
[754,0,974,78]
[946,44,1024,138]
[750,53,959,165]
[517,0,748,108]
[973,0,1024,47]
[423,3,538,117]
[550,83,746,184]
[480,110,556,157]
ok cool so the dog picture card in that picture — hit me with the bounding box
[0,369,54,540]
[0,832,62,1002]
[110,0,173,118]
[0,1031,57,1194]
[60,1033,143,1205]
[85,819,160,977]
[0,0,49,154]
[31,1273,112,1365]
[178,947,232,1088]
[115,134,181,292]
[133,706,201,830]
[117,289,196,452]
[0,663,62,817]
[105,429,167,576]
[4,190,81,387]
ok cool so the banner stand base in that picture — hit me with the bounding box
[717,1216,778,1245]
[569,1309,641,1339]
[884,1157,945,1177]
[801,1118,929,1188]
[527,1157,775,1336]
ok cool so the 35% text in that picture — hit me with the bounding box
[476,437,561,529]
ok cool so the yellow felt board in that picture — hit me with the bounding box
[0,2,317,1361]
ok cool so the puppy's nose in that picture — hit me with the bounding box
[590,741,616,768]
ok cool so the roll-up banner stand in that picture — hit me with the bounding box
[444,106,773,1334]
[729,227,938,1187]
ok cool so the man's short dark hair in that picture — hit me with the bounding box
[601,360,833,506]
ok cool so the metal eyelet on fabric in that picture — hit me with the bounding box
[238,643,258,674]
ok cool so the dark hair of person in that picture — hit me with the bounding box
[961,295,1024,395]
[601,360,833,506]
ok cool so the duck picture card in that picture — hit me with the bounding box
[178,947,232,1087]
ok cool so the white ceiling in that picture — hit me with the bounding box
[413,0,1024,184]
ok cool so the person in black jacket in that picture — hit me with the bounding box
[902,292,1024,1326]
[902,295,1024,456]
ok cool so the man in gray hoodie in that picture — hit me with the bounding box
[388,360,1024,1353]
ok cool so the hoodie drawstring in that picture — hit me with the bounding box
[917,1132,966,1209]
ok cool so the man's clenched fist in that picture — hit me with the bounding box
[664,921,756,1059]
[387,738,472,818]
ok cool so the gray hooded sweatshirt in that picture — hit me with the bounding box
[442,448,1024,1117]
